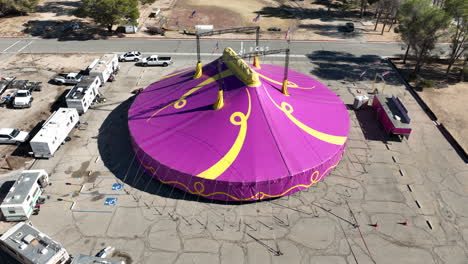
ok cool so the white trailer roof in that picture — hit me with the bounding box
[0,222,68,264]
[92,54,117,73]
[30,108,78,143]
[66,76,98,101]
[1,170,46,207]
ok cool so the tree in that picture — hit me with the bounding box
[74,0,139,32]
[398,0,451,72]
[139,0,156,5]
[444,0,468,78]
[0,0,38,16]
[373,0,400,32]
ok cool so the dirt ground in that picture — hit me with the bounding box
[392,58,468,153]
[0,0,401,41]
[0,53,101,173]
[418,82,468,151]
[0,0,91,38]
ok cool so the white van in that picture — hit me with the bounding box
[65,76,101,114]
[30,108,79,158]
[0,170,49,221]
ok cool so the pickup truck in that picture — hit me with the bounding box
[53,73,83,85]
[140,55,173,67]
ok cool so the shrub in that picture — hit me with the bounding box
[418,79,435,88]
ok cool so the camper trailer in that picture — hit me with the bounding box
[65,76,101,114]
[30,108,79,158]
[0,170,49,221]
[89,54,119,83]
[0,222,70,264]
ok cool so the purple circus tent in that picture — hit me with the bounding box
[128,57,349,201]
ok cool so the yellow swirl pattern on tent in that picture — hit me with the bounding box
[263,85,347,146]
[139,156,340,201]
[222,48,261,87]
[197,88,252,180]
[147,69,233,121]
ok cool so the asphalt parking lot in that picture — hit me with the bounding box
[1,53,467,264]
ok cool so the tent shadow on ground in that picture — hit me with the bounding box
[97,97,266,205]
[353,105,402,143]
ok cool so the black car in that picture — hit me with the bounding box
[345,23,355,32]
[267,27,281,32]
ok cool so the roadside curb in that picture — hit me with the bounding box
[0,36,453,44]
[388,58,468,163]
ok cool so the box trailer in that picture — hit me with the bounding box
[30,108,79,158]
[0,170,49,221]
[65,76,101,114]
[89,54,119,83]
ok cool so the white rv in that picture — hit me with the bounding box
[89,54,119,83]
[0,222,70,264]
[29,108,79,158]
[65,76,101,114]
[0,170,49,221]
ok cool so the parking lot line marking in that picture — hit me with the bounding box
[2,40,21,52]
[16,40,34,53]
[71,210,113,213]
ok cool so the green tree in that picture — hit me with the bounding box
[0,0,38,16]
[444,0,468,78]
[74,0,139,32]
[399,0,451,72]
[139,0,156,5]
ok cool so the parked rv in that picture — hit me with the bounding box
[0,222,70,264]
[140,55,173,67]
[30,108,79,158]
[89,54,119,83]
[53,73,83,85]
[0,128,29,145]
[65,76,101,114]
[0,170,49,221]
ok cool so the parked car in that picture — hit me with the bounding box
[0,128,29,145]
[119,51,142,62]
[53,73,83,85]
[267,27,281,31]
[13,89,33,108]
[345,22,355,32]
[140,55,173,67]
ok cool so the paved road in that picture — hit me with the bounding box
[0,38,412,60]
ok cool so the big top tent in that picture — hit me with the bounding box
[128,48,349,201]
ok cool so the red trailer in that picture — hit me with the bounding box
[372,95,412,139]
